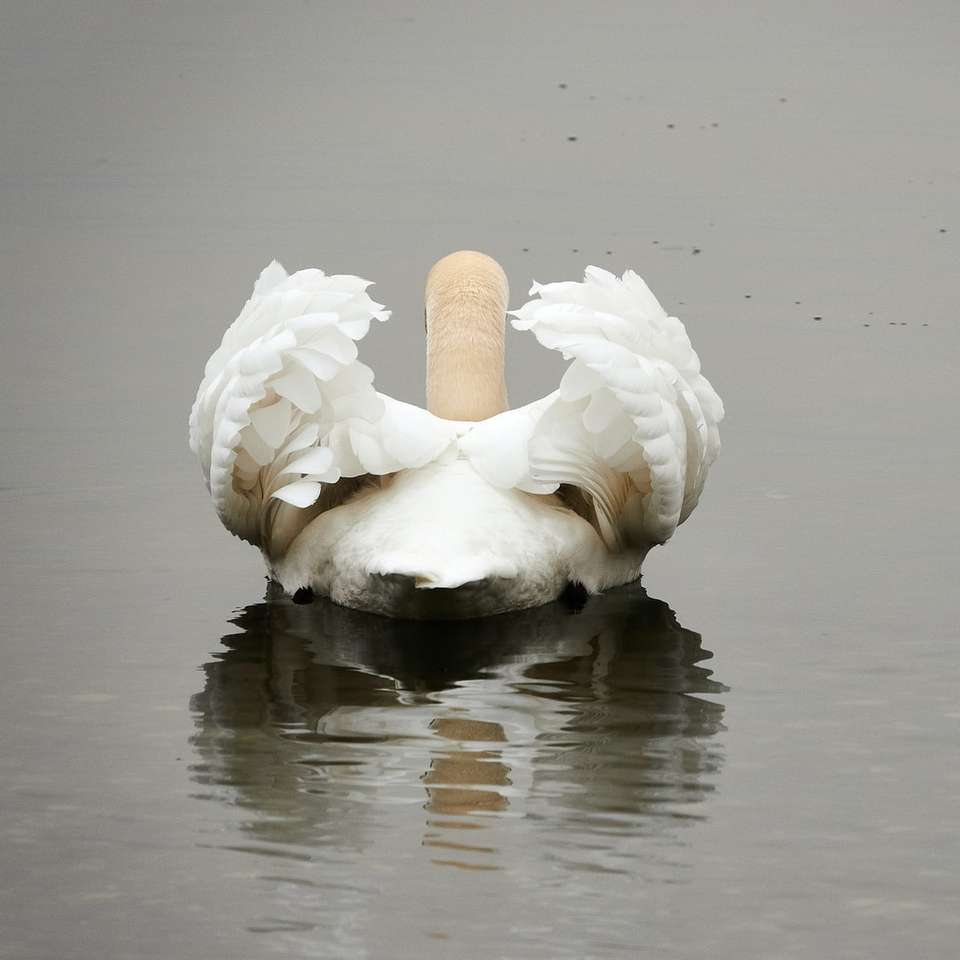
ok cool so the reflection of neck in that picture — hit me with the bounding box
[424,717,509,815]
[423,717,509,866]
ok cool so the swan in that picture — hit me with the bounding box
[189,251,724,619]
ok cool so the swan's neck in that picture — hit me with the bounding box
[425,251,509,422]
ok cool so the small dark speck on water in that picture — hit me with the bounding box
[863,323,871,327]
[813,315,822,320]
[922,322,929,326]
[692,247,701,255]
[666,123,675,129]
[900,322,907,325]
[567,136,578,142]
[605,250,613,255]
[939,227,948,233]
[572,248,579,253]
[558,82,568,89]
[794,300,801,305]
[889,322,896,326]
[779,97,788,102]
[522,247,529,252]
[652,240,659,244]
[744,294,752,299]
[711,122,719,127]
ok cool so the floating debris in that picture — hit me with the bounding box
[567,135,578,142]
[558,82,568,89]
[692,247,702,255]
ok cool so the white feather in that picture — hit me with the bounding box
[505,265,724,547]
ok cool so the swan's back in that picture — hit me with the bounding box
[273,459,613,619]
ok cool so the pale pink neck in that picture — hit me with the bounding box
[425,252,508,421]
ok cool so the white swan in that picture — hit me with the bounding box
[189,251,724,618]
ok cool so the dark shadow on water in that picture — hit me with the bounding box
[189,583,726,874]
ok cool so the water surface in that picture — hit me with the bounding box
[188,587,724,950]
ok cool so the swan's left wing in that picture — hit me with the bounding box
[189,262,456,555]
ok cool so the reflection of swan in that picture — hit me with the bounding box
[190,584,725,878]
[189,252,723,617]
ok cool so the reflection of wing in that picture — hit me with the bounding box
[189,263,456,554]
[504,267,724,549]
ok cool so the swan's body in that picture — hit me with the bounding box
[189,252,723,619]
[274,453,644,619]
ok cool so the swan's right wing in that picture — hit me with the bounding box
[466,266,724,551]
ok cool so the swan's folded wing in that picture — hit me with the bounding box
[188,261,456,552]
[457,394,560,494]
[507,266,724,549]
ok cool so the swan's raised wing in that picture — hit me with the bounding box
[474,266,723,550]
[189,262,456,554]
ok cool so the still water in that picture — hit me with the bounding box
[191,587,723,942]
[2,2,959,958]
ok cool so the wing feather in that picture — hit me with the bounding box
[507,266,724,549]
[458,395,560,494]
[189,261,453,555]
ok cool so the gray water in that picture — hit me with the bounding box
[2,2,958,958]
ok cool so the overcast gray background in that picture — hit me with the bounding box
[1,2,958,958]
